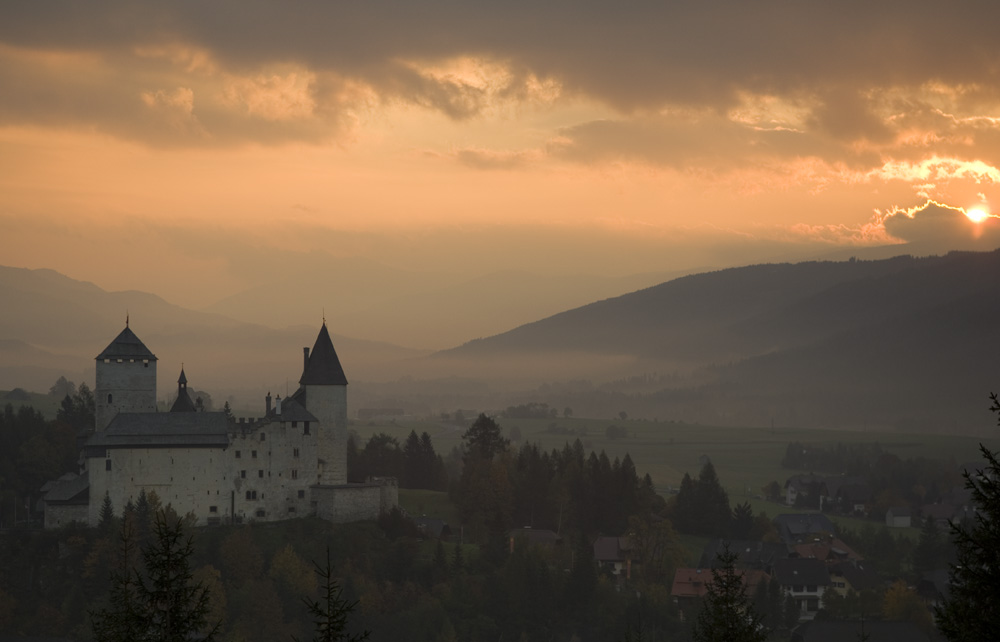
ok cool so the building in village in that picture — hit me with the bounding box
[42,322,397,528]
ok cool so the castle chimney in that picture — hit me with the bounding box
[303,347,310,372]
[275,395,282,415]
[265,392,272,414]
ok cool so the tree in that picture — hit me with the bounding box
[462,413,509,461]
[99,491,116,532]
[912,515,945,574]
[49,376,76,398]
[92,511,218,642]
[936,392,1000,640]
[136,513,219,641]
[731,501,754,540]
[296,547,369,642]
[692,544,767,642]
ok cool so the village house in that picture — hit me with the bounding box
[773,557,831,621]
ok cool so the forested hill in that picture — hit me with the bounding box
[445,250,1000,363]
[438,250,1000,432]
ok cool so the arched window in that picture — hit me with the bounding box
[107,393,113,403]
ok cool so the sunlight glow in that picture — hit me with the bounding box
[965,207,990,223]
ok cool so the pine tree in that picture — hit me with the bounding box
[99,491,116,533]
[936,392,1000,641]
[692,543,767,642]
[136,512,218,641]
[91,515,142,642]
[92,511,217,642]
[296,547,369,642]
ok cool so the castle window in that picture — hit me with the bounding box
[303,422,310,435]
[298,490,305,499]
[291,470,298,480]
[291,421,297,428]
[235,450,241,459]
[240,470,246,478]
[117,358,123,363]
[287,506,296,513]
[256,509,265,518]
[258,470,264,478]
[209,506,217,513]
[293,448,300,458]
[251,450,257,458]
[105,459,112,471]
[104,358,110,363]
[260,433,266,442]
[143,359,149,368]
[107,393,113,404]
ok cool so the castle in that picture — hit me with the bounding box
[42,322,397,528]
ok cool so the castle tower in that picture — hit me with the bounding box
[94,324,158,432]
[298,323,348,485]
[169,367,197,413]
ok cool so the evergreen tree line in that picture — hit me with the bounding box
[453,414,665,544]
[346,430,449,491]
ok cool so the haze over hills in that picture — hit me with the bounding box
[433,250,1000,433]
[3,250,1000,434]
[0,265,427,402]
[203,263,680,350]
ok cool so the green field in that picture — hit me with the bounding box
[353,416,997,505]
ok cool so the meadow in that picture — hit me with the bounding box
[359,414,999,542]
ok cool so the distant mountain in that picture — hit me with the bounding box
[435,250,1000,432]
[0,266,427,397]
[204,265,679,349]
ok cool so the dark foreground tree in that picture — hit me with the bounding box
[692,543,767,642]
[296,547,369,642]
[936,392,1000,641]
[92,511,218,642]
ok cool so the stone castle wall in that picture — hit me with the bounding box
[302,385,347,485]
[312,482,391,523]
[95,359,157,432]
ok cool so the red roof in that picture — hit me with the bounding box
[671,568,769,599]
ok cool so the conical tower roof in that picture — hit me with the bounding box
[96,325,157,360]
[299,323,348,385]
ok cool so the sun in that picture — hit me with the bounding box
[965,207,990,223]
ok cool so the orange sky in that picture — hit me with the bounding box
[2,2,1000,346]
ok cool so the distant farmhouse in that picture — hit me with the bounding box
[42,322,397,528]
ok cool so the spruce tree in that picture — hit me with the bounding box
[136,512,218,641]
[936,392,1000,641]
[692,543,767,642]
[296,547,369,642]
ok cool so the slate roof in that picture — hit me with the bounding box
[96,326,157,360]
[170,369,197,413]
[593,536,632,562]
[267,395,319,423]
[773,513,836,543]
[700,539,789,570]
[84,412,229,453]
[299,323,348,386]
[509,527,561,546]
[773,558,831,587]
[830,560,881,592]
[43,471,90,504]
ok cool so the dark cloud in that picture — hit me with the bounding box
[882,202,1000,248]
[4,1,1000,148]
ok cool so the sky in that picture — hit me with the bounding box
[3,1,1000,347]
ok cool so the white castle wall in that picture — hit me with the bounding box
[95,359,157,432]
[302,385,347,485]
[76,327,394,529]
